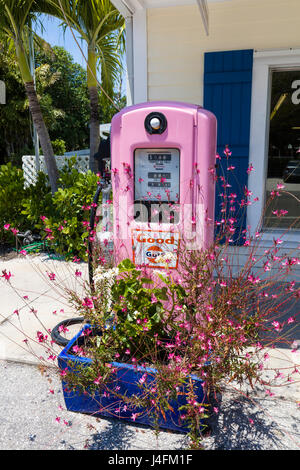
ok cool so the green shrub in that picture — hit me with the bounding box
[37,158,100,261]
[51,139,66,155]
[0,163,27,243]
[1,158,100,260]
[21,172,54,231]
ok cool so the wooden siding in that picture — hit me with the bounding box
[147,0,300,104]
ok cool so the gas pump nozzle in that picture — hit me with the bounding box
[100,184,112,232]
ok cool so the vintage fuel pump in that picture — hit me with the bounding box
[109,101,217,272]
[55,101,216,344]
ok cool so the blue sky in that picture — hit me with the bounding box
[35,14,87,68]
[35,14,126,96]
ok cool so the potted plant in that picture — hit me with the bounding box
[56,232,282,448]
[58,258,210,439]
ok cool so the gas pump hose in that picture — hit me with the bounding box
[50,317,85,346]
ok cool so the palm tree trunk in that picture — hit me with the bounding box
[25,81,59,193]
[89,85,99,173]
[87,45,99,173]
[15,40,58,194]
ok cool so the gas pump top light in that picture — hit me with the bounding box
[150,117,161,130]
[144,112,167,135]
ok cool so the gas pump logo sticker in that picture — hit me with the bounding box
[145,245,163,263]
[132,229,179,269]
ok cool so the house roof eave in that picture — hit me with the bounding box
[110,0,145,17]
[111,0,209,35]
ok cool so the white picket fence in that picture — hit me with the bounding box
[22,154,90,187]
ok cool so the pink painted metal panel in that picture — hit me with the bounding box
[110,101,217,269]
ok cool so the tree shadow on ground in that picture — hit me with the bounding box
[206,392,294,450]
[85,419,136,450]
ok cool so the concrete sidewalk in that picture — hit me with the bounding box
[0,252,299,450]
[0,252,88,364]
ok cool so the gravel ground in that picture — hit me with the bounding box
[0,360,299,451]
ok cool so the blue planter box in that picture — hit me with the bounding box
[58,325,208,433]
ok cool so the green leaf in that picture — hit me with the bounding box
[118,258,135,272]
[140,278,153,284]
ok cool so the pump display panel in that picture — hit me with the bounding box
[134,148,180,202]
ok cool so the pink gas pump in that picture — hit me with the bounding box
[110,101,217,272]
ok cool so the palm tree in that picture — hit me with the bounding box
[48,0,124,171]
[0,0,59,193]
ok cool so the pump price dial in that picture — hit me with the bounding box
[148,154,171,161]
[134,148,180,202]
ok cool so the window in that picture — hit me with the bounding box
[247,50,300,241]
[264,69,300,230]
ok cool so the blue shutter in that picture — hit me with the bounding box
[204,49,253,244]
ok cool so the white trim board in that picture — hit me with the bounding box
[247,48,300,248]
[132,7,148,103]
[111,0,148,104]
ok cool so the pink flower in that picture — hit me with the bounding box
[60,368,68,377]
[47,272,56,281]
[247,164,254,174]
[82,297,93,309]
[93,375,102,385]
[75,269,82,277]
[37,331,48,343]
[139,373,147,384]
[272,321,282,332]
[1,270,12,281]
[3,224,10,230]
[58,325,69,334]
[223,146,232,157]
[244,187,253,198]
[72,345,84,355]
[19,249,27,255]
[247,274,261,284]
